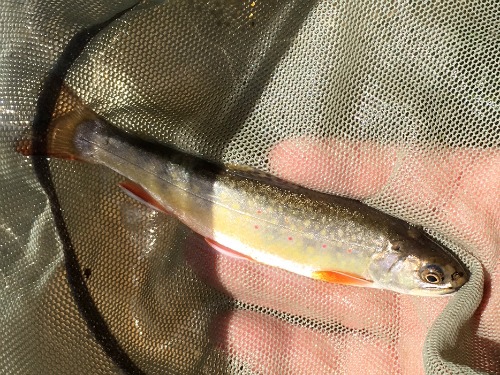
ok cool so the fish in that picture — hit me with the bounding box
[17,108,468,296]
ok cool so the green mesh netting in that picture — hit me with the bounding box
[1,1,498,374]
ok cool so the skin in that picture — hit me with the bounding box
[40,113,495,372]
[185,138,500,374]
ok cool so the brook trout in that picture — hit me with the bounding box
[18,109,468,296]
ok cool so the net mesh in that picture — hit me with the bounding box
[1,0,499,374]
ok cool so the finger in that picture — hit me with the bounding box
[398,295,449,374]
[441,150,500,270]
[269,138,500,270]
[185,234,449,334]
[268,138,499,371]
[470,261,500,373]
[186,234,450,374]
[268,137,398,199]
[211,310,400,375]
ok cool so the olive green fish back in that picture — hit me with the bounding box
[1,1,497,374]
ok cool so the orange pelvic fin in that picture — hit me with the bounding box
[204,238,254,262]
[119,180,171,215]
[311,270,373,287]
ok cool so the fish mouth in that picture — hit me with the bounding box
[411,287,457,297]
[411,280,462,296]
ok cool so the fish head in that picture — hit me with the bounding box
[369,229,468,296]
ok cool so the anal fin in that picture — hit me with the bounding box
[119,180,171,215]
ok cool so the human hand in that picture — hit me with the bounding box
[186,138,499,374]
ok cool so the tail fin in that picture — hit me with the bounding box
[16,108,99,161]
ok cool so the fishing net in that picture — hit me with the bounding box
[1,0,498,374]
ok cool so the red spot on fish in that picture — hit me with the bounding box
[288,237,293,241]
[254,225,259,229]
[322,244,327,248]
[347,249,353,254]
[257,210,262,214]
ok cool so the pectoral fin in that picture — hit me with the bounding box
[311,270,373,287]
[119,180,171,215]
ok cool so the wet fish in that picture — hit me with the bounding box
[18,108,468,296]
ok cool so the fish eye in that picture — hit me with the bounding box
[420,265,444,284]
[425,274,441,284]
